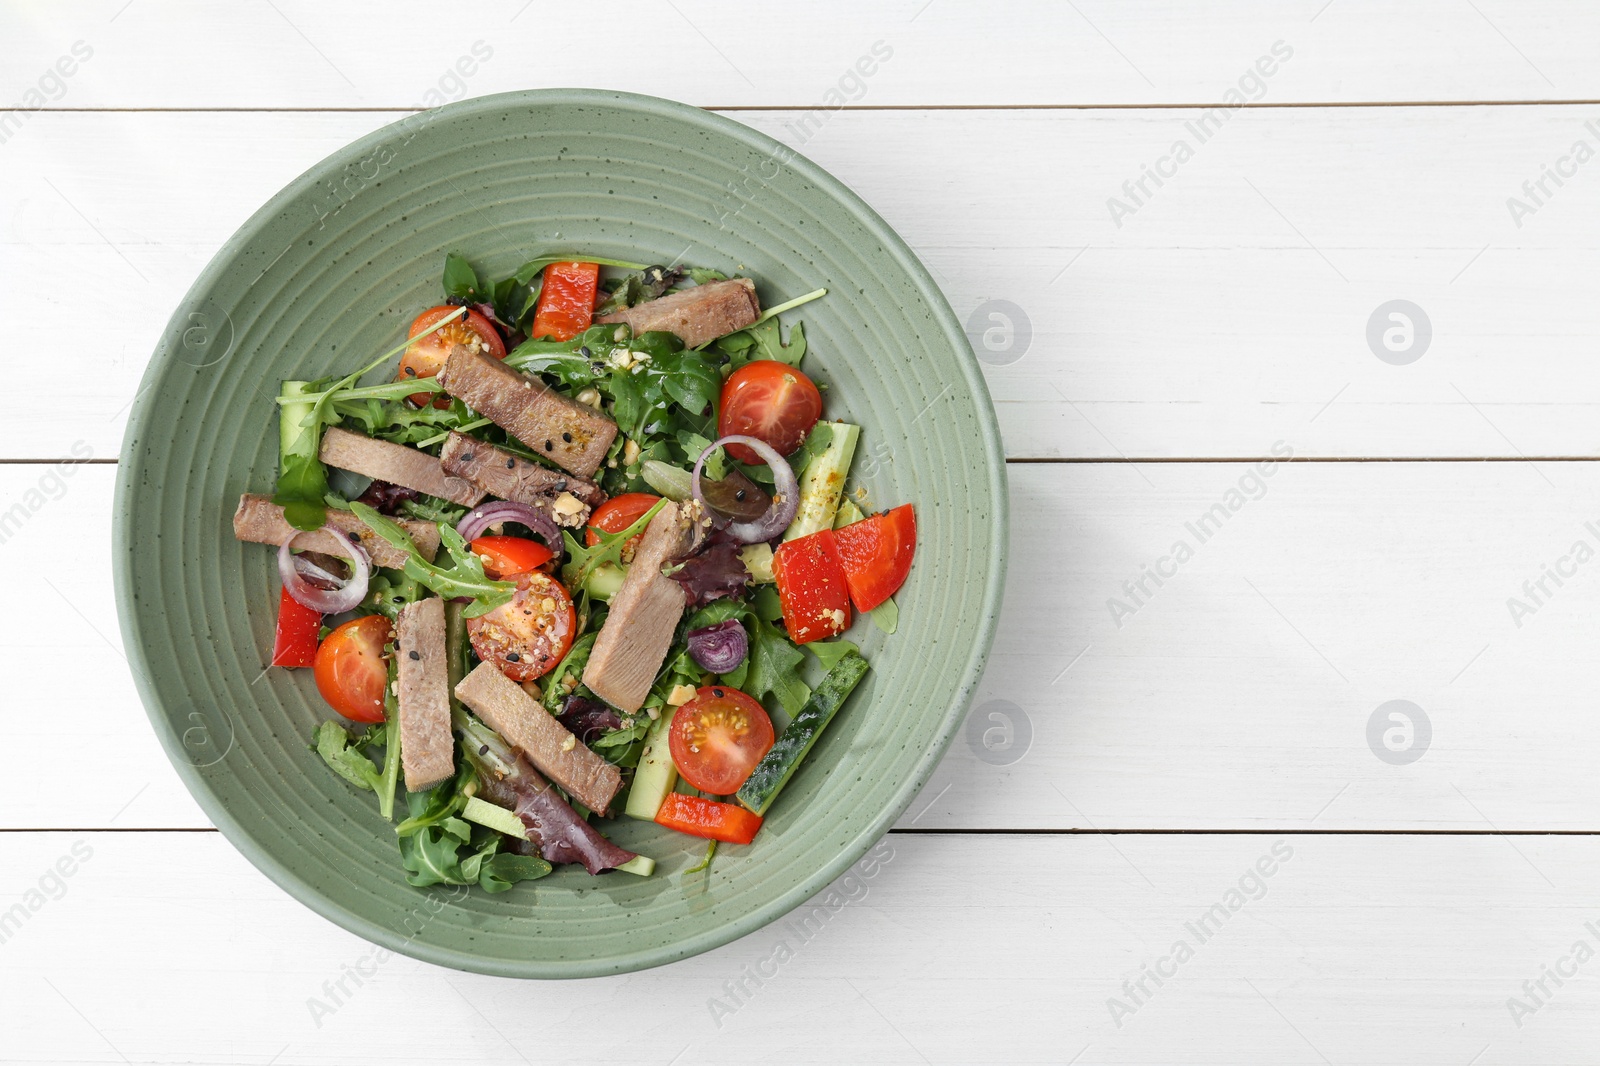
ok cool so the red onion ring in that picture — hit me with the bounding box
[456,500,563,561]
[692,435,799,543]
[278,529,371,614]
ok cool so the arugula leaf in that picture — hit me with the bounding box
[751,584,784,622]
[313,721,383,791]
[715,316,805,369]
[595,265,684,316]
[807,639,861,672]
[560,496,668,591]
[361,568,426,622]
[350,502,515,617]
[542,631,597,713]
[478,852,552,892]
[442,252,489,303]
[748,613,810,715]
[685,267,729,285]
[395,766,475,838]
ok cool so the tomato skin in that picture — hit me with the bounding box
[668,685,775,794]
[313,615,393,723]
[531,262,600,341]
[470,535,554,579]
[772,529,851,644]
[654,793,764,845]
[585,492,661,553]
[718,360,823,464]
[271,587,322,668]
[466,571,577,682]
[832,504,916,612]
[399,306,506,407]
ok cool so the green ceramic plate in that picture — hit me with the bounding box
[115,89,1006,978]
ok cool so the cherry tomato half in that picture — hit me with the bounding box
[718,360,822,464]
[470,535,554,580]
[313,614,393,724]
[585,493,661,557]
[668,685,775,795]
[466,570,577,682]
[398,305,506,407]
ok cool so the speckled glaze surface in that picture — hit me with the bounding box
[113,89,1007,978]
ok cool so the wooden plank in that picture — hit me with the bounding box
[11,461,1599,831]
[1,830,1593,1062]
[3,0,1598,108]
[5,106,1600,460]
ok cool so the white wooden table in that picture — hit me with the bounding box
[5,2,1600,1061]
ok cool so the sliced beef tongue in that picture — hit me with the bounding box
[582,501,708,713]
[232,494,440,568]
[454,661,623,815]
[435,345,617,478]
[394,598,455,792]
[438,431,604,528]
[475,754,637,875]
[318,426,486,507]
[596,277,760,349]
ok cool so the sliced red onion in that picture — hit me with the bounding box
[692,435,799,544]
[456,500,563,560]
[686,618,749,674]
[278,529,371,614]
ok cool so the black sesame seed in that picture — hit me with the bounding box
[735,490,746,501]
[462,451,474,462]
[544,440,554,451]
[577,346,590,357]
[478,744,489,756]
[553,479,567,491]
[561,432,573,443]
[713,688,725,698]
[408,650,420,661]
[506,652,521,662]
[506,458,516,468]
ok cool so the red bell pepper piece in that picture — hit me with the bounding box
[531,261,600,341]
[654,793,764,845]
[271,587,322,668]
[832,504,916,612]
[772,528,851,644]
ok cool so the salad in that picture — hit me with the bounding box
[232,253,918,891]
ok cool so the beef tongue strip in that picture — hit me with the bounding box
[435,345,617,478]
[232,494,440,568]
[595,277,760,349]
[438,431,605,528]
[318,426,486,507]
[582,501,710,712]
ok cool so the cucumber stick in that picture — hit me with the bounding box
[464,796,656,876]
[624,707,679,821]
[463,797,528,839]
[783,423,859,540]
[736,652,870,815]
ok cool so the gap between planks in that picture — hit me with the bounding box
[11,456,1600,466]
[24,99,1600,113]
[5,827,1599,836]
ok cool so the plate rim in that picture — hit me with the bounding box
[113,87,1009,978]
